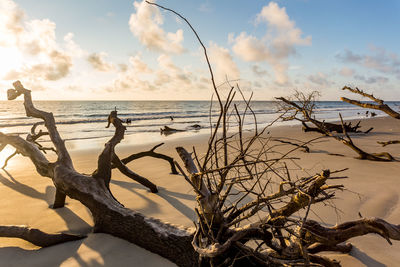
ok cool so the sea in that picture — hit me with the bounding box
[0,100,399,150]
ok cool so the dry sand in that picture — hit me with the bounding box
[0,116,399,266]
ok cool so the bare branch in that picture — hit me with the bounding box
[342,86,400,119]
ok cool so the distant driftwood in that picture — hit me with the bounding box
[160,125,202,136]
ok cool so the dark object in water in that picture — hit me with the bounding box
[169,116,174,121]
[371,112,377,117]
[160,125,185,136]
[126,119,131,124]
[190,124,201,129]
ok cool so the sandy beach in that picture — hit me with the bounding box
[0,115,399,267]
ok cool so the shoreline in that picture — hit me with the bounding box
[0,115,399,266]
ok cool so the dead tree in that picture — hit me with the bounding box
[342,86,400,146]
[2,80,400,266]
[1,81,197,266]
[326,114,395,161]
[1,3,400,266]
[276,91,372,134]
[342,86,400,119]
[277,93,395,161]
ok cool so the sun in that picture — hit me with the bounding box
[0,46,22,79]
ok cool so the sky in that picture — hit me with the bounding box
[0,0,399,100]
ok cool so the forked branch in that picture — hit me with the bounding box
[342,86,400,119]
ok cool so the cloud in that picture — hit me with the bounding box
[209,42,240,83]
[252,65,269,77]
[31,50,72,80]
[129,0,184,54]
[354,74,389,84]
[336,47,400,79]
[87,52,114,72]
[339,67,354,77]
[308,72,331,86]
[0,0,25,46]
[111,53,195,93]
[0,0,83,83]
[231,1,311,85]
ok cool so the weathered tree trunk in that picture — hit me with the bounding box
[2,5,400,265]
[1,81,198,266]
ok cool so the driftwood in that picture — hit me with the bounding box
[117,142,178,174]
[377,140,400,147]
[1,72,400,267]
[0,81,196,266]
[1,3,400,266]
[341,86,400,152]
[325,114,395,161]
[276,92,394,161]
[276,92,372,135]
[160,125,185,136]
[160,125,202,136]
[341,86,400,120]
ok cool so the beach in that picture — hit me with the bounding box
[0,115,399,266]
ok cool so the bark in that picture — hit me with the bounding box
[2,81,198,267]
[342,86,400,120]
[3,11,400,265]
[52,189,67,209]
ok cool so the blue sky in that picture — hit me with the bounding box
[0,0,399,100]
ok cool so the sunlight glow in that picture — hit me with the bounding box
[0,47,22,77]
[0,145,17,168]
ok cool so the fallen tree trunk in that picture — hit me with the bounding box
[1,80,400,266]
[341,86,400,120]
[276,95,372,134]
[2,4,400,265]
[0,81,197,266]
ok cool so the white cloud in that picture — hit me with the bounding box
[87,52,114,72]
[129,0,184,54]
[209,42,240,83]
[109,53,210,96]
[231,1,311,85]
[0,0,84,85]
